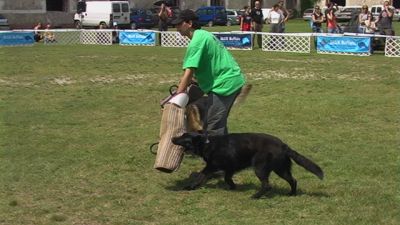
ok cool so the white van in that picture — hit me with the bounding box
[74,1,130,28]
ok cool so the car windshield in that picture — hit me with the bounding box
[0,15,5,19]
[342,8,357,12]
[216,9,225,14]
[304,9,313,13]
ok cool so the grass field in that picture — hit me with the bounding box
[0,22,399,225]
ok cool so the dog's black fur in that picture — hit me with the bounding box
[171,132,324,198]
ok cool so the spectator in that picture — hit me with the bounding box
[250,0,263,48]
[172,9,246,136]
[277,0,289,33]
[376,0,394,36]
[158,3,169,32]
[43,24,55,43]
[240,6,252,31]
[267,4,284,50]
[358,5,374,33]
[33,22,42,42]
[268,4,284,33]
[311,6,324,33]
[326,7,339,33]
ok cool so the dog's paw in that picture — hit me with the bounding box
[183,183,198,190]
[251,190,266,199]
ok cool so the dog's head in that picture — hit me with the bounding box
[171,132,207,155]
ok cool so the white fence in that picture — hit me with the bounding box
[262,33,312,53]
[385,36,400,57]
[1,29,399,57]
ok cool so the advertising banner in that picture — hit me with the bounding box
[119,31,156,45]
[317,36,371,54]
[214,33,252,50]
[0,32,34,46]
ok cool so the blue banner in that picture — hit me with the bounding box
[0,32,34,46]
[119,31,155,45]
[317,36,371,53]
[214,33,252,50]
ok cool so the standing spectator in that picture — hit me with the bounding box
[267,4,284,33]
[358,5,373,33]
[158,3,169,32]
[267,4,284,50]
[312,6,324,33]
[240,6,252,31]
[277,0,289,33]
[326,7,339,33]
[250,0,263,48]
[376,0,394,36]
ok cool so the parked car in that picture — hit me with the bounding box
[226,9,241,26]
[0,14,10,30]
[302,8,314,21]
[130,8,157,29]
[195,6,227,27]
[336,6,362,22]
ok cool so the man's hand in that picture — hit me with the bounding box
[177,68,195,94]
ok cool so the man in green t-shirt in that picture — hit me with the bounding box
[172,9,246,136]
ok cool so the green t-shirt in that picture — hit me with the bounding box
[182,29,245,96]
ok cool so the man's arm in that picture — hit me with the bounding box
[177,68,195,93]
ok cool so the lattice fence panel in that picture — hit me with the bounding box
[161,32,190,47]
[385,36,400,57]
[40,30,81,45]
[262,33,311,53]
[80,30,113,45]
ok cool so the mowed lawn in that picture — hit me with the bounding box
[0,31,399,225]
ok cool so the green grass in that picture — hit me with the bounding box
[0,35,399,225]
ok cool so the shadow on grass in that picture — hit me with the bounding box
[165,173,329,198]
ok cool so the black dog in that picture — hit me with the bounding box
[171,132,324,198]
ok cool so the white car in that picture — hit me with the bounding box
[226,9,241,26]
[302,8,314,21]
[0,14,10,30]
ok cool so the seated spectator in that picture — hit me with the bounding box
[33,22,43,42]
[43,24,56,43]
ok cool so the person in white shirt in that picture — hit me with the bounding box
[268,4,284,33]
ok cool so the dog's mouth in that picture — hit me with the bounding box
[171,137,181,145]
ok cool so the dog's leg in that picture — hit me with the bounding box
[252,167,272,199]
[184,165,218,190]
[275,168,297,196]
[224,171,236,190]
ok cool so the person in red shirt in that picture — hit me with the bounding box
[240,6,252,31]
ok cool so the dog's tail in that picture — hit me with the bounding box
[234,84,252,105]
[285,145,324,180]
